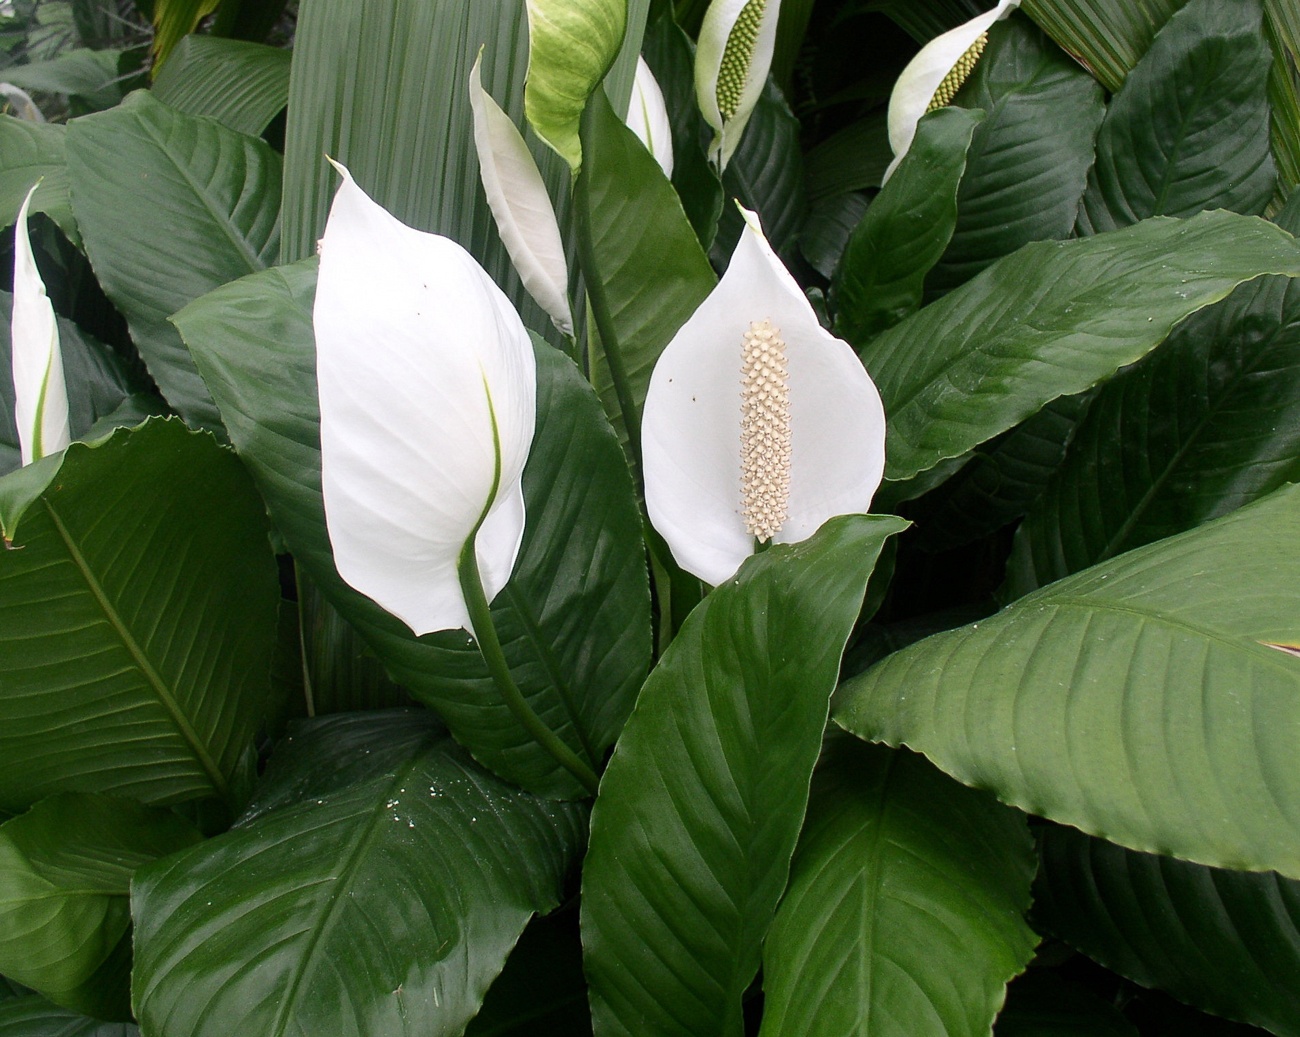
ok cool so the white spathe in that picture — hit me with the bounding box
[469,52,574,337]
[12,181,70,466]
[314,162,537,637]
[884,0,1020,182]
[642,207,886,586]
[695,0,782,170]
[0,83,43,122]
[626,56,674,178]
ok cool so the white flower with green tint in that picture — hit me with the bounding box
[642,206,886,585]
[626,56,674,178]
[695,0,782,170]
[468,51,574,337]
[884,0,1021,182]
[313,162,536,637]
[11,181,70,466]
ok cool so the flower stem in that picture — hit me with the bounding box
[457,542,601,797]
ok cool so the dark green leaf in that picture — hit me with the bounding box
[1,49,121,110]
[175,263,651,798]
[806,115,891,201]
[152,36,291,136]
[132,711,587,1037]
[0,118,77,246]
[863,0,988,43]
[799,191,869,280]
[0,995,137,1036]
[149,0,219,71]
[1035,825,1300,1036]
[835,484,1300,879]
[0,419,280,814]
[927,17,1104,294]
[833,106,983,347]
[1076,0,1275,235]
[1265,0,1300,202]
[66,90,282,430]
[862,210,1300,483]
[582,516,906,1037]
[759,740,1038,1037]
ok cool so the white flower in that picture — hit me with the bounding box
[625,56,674,178]
[11,181,69,466]
[314,162,536,637]
[884,0,1020,182]
[642,207,886,585]
[0,83,43,122]
[695,0,782,171]
[468,52,574,337]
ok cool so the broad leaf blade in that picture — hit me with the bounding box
[759,740,1038,1037]
[1035,825,1300,1037]
[582,516,906,1037]
[0,119,77,246]
[152,36,292,136]
[1076,0,1275,236]
[132,711,588,1037]
[0,995,137,1036]
[66,90,282,430]
[862,210,1300,483]
[0,419,280,814]
[174,263,650,798]
[1019,0,1186,92]
[835,484,1300,879]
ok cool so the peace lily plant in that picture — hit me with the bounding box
[695,0,782,169]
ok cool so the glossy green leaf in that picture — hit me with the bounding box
[0,794,199,1017]
[132,711,587,1037]
[152,36,292,136]
[0,418,279,814]
[582,516,906,1037]
[800,192,869,280]
[835,484,1300,879]
[1019,0,1187,92]
[861,210,1300,483]
[175,262,650,799]
[759,739,1038,1037]
[66,90,282,430]
[575,87,715,459]
[0,995,137,1036]
[1076,0,1274,236]
[1006,268,1300,596]
[806,115,891,201]
[927,18,1104,295]
[0,291,146,477]
[833,106,982,348]
[0,119,77,246]
[1035,825,1300,1036]
[994,972,1139,1037]
[1265,0,1300,201]
[150,0,219,70]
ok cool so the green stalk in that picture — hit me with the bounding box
[457,541,601,797]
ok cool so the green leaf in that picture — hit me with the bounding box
[927,17,1104,294]
[1035,825,1300,1036]
[0,995,137,1036]
[0,291,146,477]
[862,0,988,43]
[800,192,870,280]
[1005,269,1300,596]
[582,516,906,1037]
[132,711,587,1037]
[0,419,280,814]
[0,119,78,247]
[759,740,1039,1037]
[806,114,891,201]
[0,794,200,1017]
[835,484,1300,879]
[994,972,1139,1037]
[152,36,292,136]
[575,87,715,459]
[524,0,626,169]
[0,49,122,110]
[833,106,983,348]
[862,210,1300,483]
[150,0,220,70]
[1076,0,1275,236]
[66,90,282,430]
[174,262,651,798]
[1019,0,1187,93]
[1265,0,1300,201]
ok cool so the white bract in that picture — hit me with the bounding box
[695,0,781,170]
[642,206,886,586]
[469,52,574,337]
[12,181,70,466]
[626,56,674,178]
[314,162,537,637]
[884,0,1020,182]
[0,83,43,122]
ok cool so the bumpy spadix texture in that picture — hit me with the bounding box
[695,0,782,169]
[884,0,1020,182]
[643,207,886,586]
[626,57,674,178]
[11,181,70,466]
[314,163,536,636]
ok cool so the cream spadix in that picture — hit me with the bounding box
[314,162,536,637]
[12,181,70,466]
[884,0,1020,182]
[695,0,782,170]
[626,56,674,178]
[469,52,574,337]
[642,207,886,586]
